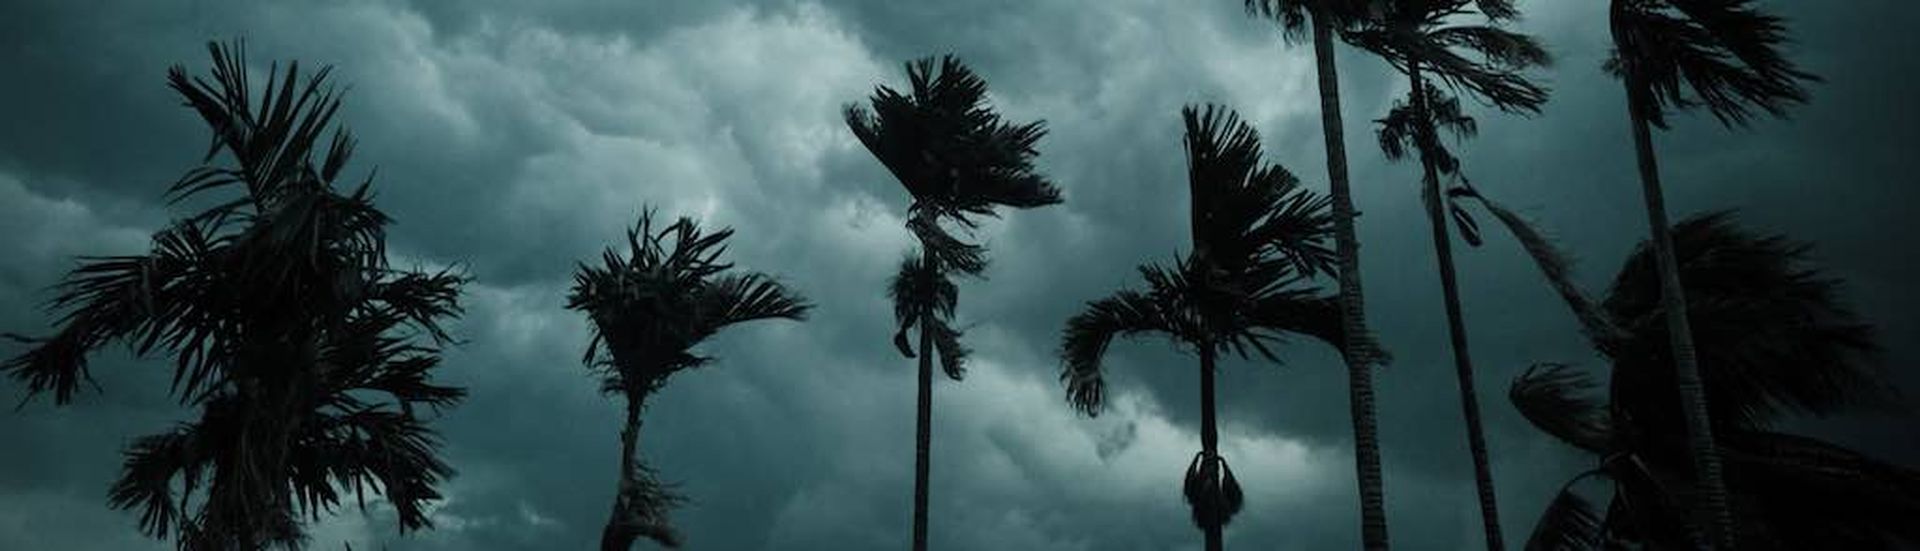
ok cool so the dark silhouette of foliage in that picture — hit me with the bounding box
[568,210,809,550]
[2,40,466,550]
[1469,207,1915,550]
[845,54,1061,551]
[1061,105,1347,551]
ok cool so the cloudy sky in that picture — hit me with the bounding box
[2,0,1916,549]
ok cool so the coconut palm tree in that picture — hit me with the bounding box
[1603,2,1821,544]
[567,211,810,550]
[1061,105,1347,551]
[1457,203,1918,549]
[1,41,467,550]
[844,55,1062,551]
[1238,2,1395,545]
[1353,2,1552,546]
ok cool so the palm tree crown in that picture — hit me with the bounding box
[568,210,809,550]
[2,41,466,549]
[1609,0,1820,128]
[1061,106,1347,547]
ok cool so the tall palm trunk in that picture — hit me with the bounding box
[1619,62,1733,550]
[602,393,648,551]
[1199,346,1224,551]
[1309,7,1389,550]
[1407,65,1505,551]
[912,248,935,551]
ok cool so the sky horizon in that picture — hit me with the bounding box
[2,1,1916,549]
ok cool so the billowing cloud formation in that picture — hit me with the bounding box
[1,0,1915,549]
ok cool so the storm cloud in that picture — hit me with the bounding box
[1,0,1915,549]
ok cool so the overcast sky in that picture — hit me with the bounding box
[2,1,1916,549]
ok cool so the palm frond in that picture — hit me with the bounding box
[1457,190,1626,350]
[1182,104,1336,278]
[845,55,1061,229]
[1524,470,1608,551]
[887,253,958,359]
[1606,211,1886,431]
[1344,2,1553,115]
[1510,363,1612,453]
[1610,0,1818,128]
[1059,289,1176,416]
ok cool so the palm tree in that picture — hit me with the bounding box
[1459,204,1919,549]
[844,55,1063,551]
[1238,2,1394,545]
[1604,1,1821,545]
[1352,2,1552,547]
[2,41,466,549]
[1061,105,1347,551]
[567,211,810,550]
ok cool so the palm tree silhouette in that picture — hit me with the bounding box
[568,211,810,550]
[844,55,1063,551]
[1459,204,1919,549]
[1239,1,1393,545]
[1604,1,1821,545]
[2,41,467,549]
[1351,2,1552,547]
[1061,105,1348,551]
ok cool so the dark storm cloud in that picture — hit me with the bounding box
[1,0,1915,550]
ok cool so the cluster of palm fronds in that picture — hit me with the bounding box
[4,41,465,550]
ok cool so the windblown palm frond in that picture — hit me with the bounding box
[1059,286,1176,416]
[1376,80,1479,174]
[1343,0,1552,114]
[1510,364,1612,454]
[4,40,466,549]
[1523,471,1607,551]
[1243,0,1380,40]
[1608,0,1819,128]
[843,55,1062,229]
[1605,212,1885,432]
[888,255,969,379]
[1182,105,1337,280]
[568,210,810,394]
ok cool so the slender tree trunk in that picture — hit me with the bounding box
[1620,66,1733,551]
[1199,346,1224,551]
[602,394,647,551]
[1407,66,1505,551]
[1310,8,1389,550]
[913,257,935,551]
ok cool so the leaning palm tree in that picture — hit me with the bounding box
[1238,2,1394,545]
[567,211,810,550]
[2,41,466,549]
[1603,1,1821,544]
[1460,205,1919,549]
[1061,105,1346,551]
[844,55,1062,551]
[1352,2,1552,547]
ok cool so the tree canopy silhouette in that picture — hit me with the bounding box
[2,40,466,550]
[568,210,810,550]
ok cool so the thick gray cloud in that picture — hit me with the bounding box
[1,1,1914,550]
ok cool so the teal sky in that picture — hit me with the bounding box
[1,1,1915,549]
